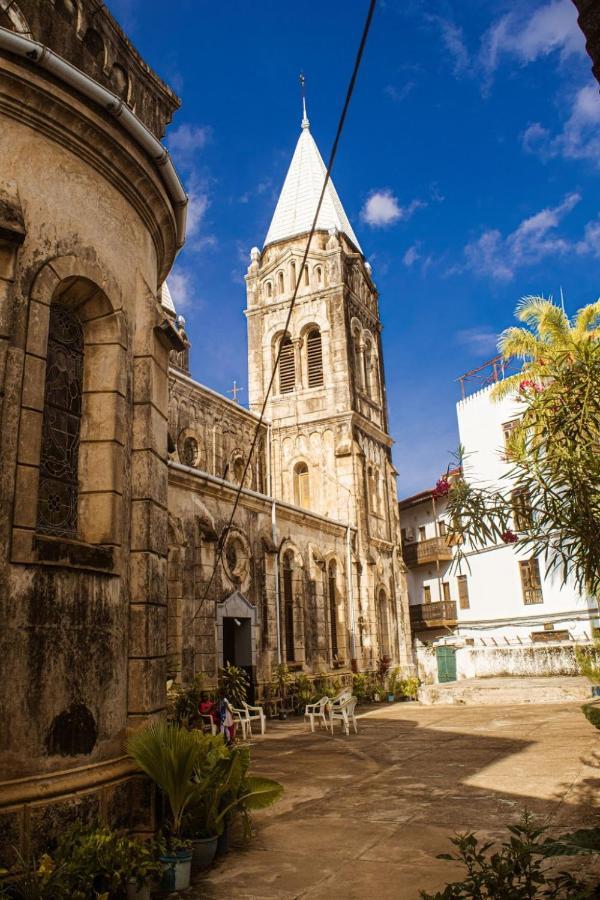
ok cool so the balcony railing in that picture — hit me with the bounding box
[409,601,458,628]
[402,536,453,567]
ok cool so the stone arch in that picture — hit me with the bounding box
[216,590,258,672]
[177,426,205,470]
[13,256,126,565]
[222,527,252,593]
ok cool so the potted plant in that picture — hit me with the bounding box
[386,667,401,702]
[272,664,292,718]
[127,723,208,892]
[219,663,249,708]
[401,676,420,701]
[116,835,163,900]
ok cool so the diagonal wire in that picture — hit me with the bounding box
[192,0,377,621]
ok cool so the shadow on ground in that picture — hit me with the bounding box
[190,702,600,900]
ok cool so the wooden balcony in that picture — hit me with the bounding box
[409,601,458,629]
[402,535,453,567]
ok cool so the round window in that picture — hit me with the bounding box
[224,535,248,584]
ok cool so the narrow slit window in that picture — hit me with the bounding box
[283,552,295,662]
[306,329,323,387]
[328,561,338,658]
[279,335,295,393]
[520,558,543,605]
[457,574,470,609]
[277,271,285,294]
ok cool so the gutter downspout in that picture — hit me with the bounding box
[272,501,282,665]
[346,526,357,665]
[0,27,187,248]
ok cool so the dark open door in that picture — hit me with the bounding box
[222,616,255,703]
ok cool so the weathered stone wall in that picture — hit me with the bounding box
[416,642,591,683]
[0,3,180,861]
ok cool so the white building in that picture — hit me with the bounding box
[399,363,598,682]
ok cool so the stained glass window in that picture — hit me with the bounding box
[37,305,83,537]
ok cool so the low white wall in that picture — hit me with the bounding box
[416,641,591,683]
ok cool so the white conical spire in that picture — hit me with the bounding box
[264,99,362,253]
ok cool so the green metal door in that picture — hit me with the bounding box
[436,646,457,683]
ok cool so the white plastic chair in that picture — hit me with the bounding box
[199,714,218,736]
[304,696,330,733]
[329,689,352,710]
[329,695,358,735]
[242,701,266,736]
[224,700,250,740]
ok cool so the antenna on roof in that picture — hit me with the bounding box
[299,72,309,129]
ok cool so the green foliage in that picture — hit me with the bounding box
[582,703,600,731]
[420,812,599,899]
[168,673,211,726]
[219,664,249,708]
[1,825,162,899]
[399,676,420,699]
[352,673,368,703]
[272,664,292,698]
[184,738,283,841]
[127,722,210,840]
[575,631,600,684]
[446,297,600,598]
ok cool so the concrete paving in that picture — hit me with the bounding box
[191,702,600,899]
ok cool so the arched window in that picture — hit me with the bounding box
[374,470,381,516]
[293,461,310,508]
[232,454,245,485]
[328,560,338,658]
[303,265,309,286]
[265,281,272,299]
[363,340,372,397]
[277,271,285,294]
[181,436,199,467]
[315,265,323,286]
[306,328,323,388]
[279,335,295,393]
[289,260,296,291]
[37,304,84,537]
[282,551,295,662]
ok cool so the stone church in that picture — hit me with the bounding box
[0,0,411,857]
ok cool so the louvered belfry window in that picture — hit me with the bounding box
[37,304,84,537]
[279,335,295,393]
[306,329,323,388]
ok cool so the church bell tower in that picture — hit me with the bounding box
[244,101,413,670]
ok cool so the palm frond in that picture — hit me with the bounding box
[498,327,541,361]
[574,300,600,337]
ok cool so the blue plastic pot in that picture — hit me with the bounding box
[159,850,192,892]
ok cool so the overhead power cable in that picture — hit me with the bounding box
[192,0,377,622]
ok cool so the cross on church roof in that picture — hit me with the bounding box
[227,380,244,403]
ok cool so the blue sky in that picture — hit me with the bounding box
[107,0,599,496]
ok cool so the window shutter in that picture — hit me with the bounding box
[457,574,470,609]
[520,558,543,605]
[279,336,295,393]
[306,330,323,387]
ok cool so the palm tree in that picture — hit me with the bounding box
[127,722,209,839]
[492,295,600,400]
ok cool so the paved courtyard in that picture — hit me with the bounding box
[194,701,599,900]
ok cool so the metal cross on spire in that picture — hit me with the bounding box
[227,380,244,403]
[300,72,309,129]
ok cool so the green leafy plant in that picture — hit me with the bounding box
[184,738,283,841]
[446,297,600,598]
[127,722,209,845]
[400,676,420,700]
[168,672,211,726]
[0,850,69,899]
[575,630,600,685]
[220,664,249,708]
[582,703,600,731]
[293,673,314,710]
[420,812,600,899]
[352,673,368,703]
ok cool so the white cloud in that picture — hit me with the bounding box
[186,189,209,238]
[168,269,193,311]
[167,123,211,165]
[428,16,469,75]
[403,244,420,267]
[481,0,584,77]
[523,84,600,165]
[361,190,424,228]
[461,192,580,281]
[455,327,499,355]
[576,218,600,256]
[384,81,416,103]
